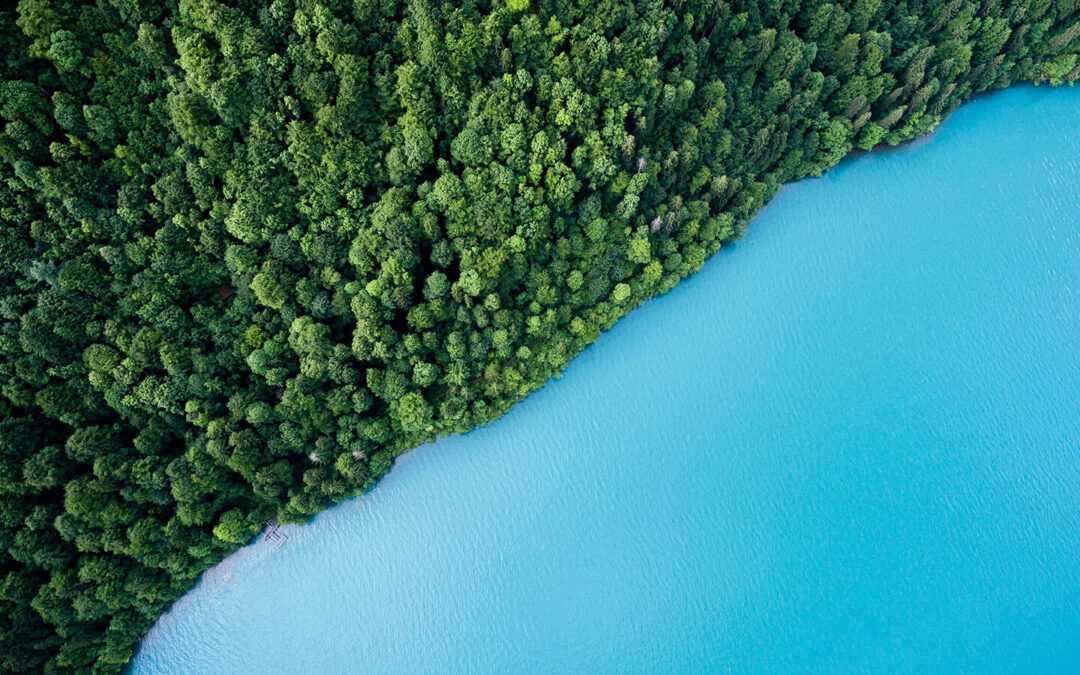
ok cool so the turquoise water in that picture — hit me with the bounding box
[131,85,1080,674]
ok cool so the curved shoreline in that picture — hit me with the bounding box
[132,84,1080,673]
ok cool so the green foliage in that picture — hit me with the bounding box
[251,273,288,309]
[0,0,1077,670]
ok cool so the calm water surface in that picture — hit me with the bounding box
[132,85,1080,673]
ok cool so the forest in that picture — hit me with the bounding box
[1,0,1078,670]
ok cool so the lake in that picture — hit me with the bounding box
[130,84,1080,674]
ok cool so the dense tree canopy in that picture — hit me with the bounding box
[1,0,1078,670]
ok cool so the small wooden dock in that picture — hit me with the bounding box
[262,516,288,548]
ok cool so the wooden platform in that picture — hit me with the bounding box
[261,517,288,548]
